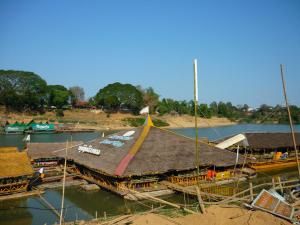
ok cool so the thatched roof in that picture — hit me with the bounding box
[215,132,300,150]
[27,116,243,178]
[0,152,33,178]
[0,147,18,153]
[27,141,83,159]
[244,132,300,149]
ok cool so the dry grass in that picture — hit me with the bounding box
[0,109,235,130]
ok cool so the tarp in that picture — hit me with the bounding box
[5,122,26,133]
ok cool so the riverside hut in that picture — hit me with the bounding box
[27,116,246,197]
[216,132,300,171]
[0,148,33,195]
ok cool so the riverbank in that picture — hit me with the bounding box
[69,205,292,225]
[0,109,235,130]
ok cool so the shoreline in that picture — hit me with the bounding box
[0,109,236,131]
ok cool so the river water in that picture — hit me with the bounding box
[0,124,300,225]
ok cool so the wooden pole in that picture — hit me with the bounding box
[278,177,283,194]
[195,186,206,213]
[194,59,200,176]
[272,177,276,189]
[280,64,300,179]
[59,140,68,225]
[249,182,254,202]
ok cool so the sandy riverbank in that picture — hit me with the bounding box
[72,205,292,225]
[0,109,236,130]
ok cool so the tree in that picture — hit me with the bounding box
[209,101,218,116]
[0,70,47,111]
[139,87,159,114]
[69,86,85,106]
[199,104,212,118]
[47,85,70,108]
[94,82,143,114]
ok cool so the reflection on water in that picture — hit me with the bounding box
[0,124,300,224]
[0,132,101,150]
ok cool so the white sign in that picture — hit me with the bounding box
[139,106,149,115]
[78,145,101,156]
[36,124,50,129]
[123,130,135,137]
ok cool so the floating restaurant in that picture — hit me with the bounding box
[27,116,248,199]
[3,120,56,134]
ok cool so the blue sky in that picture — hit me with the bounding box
[0,0,299,107]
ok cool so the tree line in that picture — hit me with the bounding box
[0,70,299,124]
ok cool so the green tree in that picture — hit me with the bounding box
[94,82,143,114]
[47,85,70,108]
[199,104,212,118]
[0,70,47,111]
[209,101,218,116]
[139,87,159,114]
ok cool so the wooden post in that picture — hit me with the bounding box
[59,140,68,225]
[193,59,200,175]
[195,186,205,213]
[104,211,107,220]
[249,181,254,202]
[278,177,283,194]
[272,177,276,189]
[95,211,97,219]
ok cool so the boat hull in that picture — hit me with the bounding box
[250,158,297,171]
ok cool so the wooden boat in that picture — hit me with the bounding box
[250,157,297,171]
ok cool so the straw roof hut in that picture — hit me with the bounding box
[28,116,244,178]
[216,132,300,150]
[243,132,300,150]
[0,152,33,179]
[27,141,83,160]
[0,147,18,153]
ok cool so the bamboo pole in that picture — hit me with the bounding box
[280,64,300,179]
[249,182,254,201]
[39,194,60,218]
[278,177,283,194]
[195,186,206,213]
[193,59,200,176]
[128,188,197,214]
[59,140,68,225]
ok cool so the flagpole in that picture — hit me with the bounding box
[194,59,200,176]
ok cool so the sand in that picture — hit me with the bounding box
[76,205,292,225]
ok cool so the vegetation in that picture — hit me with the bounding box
[94,82,143,114]
[69,86,85,106]
[0,69,299,124]
[0,70,47,112]
[122,117,169,127]
[47,85,70,108]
